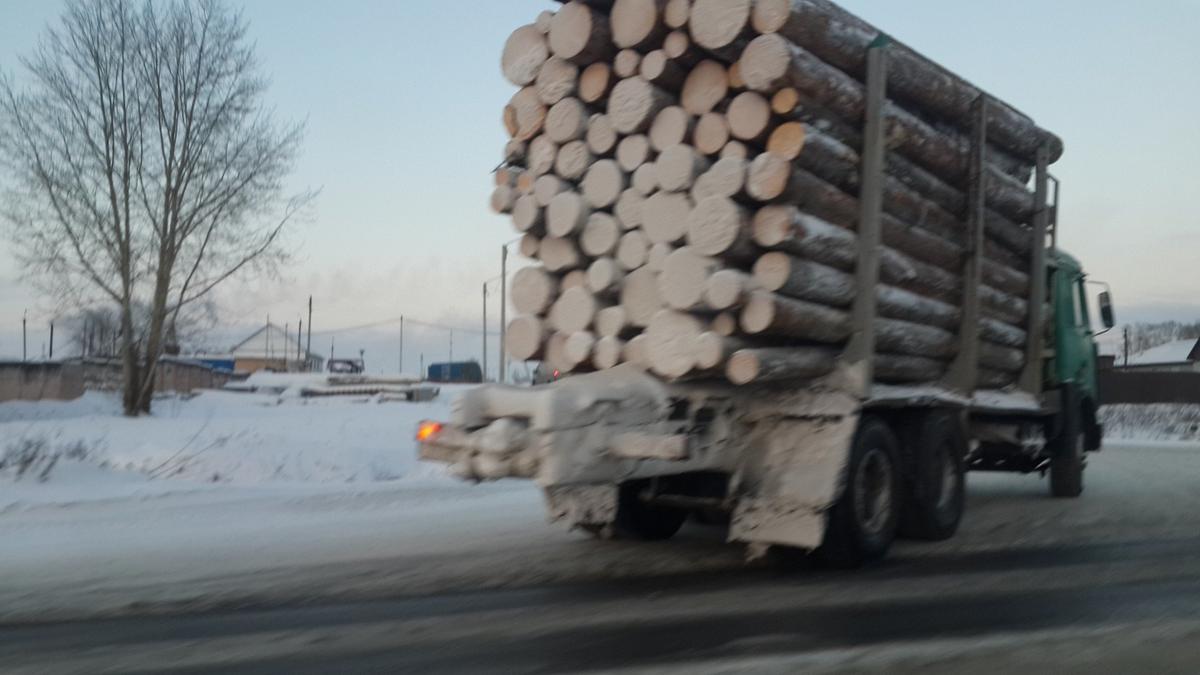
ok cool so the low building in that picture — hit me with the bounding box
[1121,338,1200,373]
[196,324,324,374]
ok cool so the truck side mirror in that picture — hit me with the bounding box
[1098,291,1115,329]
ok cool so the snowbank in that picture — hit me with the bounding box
[0,386,467,508]
[1101,404,1200,442]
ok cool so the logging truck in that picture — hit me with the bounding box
[418,0,1117,565]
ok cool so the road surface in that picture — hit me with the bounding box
[4,440,1200,673]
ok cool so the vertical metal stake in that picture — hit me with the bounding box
[500,244,509,383]
[1019,146,1052,393]
[843,42,889,390]
[944,96,989,393]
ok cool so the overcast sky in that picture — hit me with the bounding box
[1,1,1198,369]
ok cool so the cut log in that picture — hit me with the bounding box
[549,286,599,333]
[620,266,664,326]
[527,135,559,176]
[753,252,854,307]
[875,354,946,384]
[648,105,694,152]
[502,25,550,86]
[738,34,1034,186]
[616,229,651,269]
[632,162,660,195]
[515,170,537,195]
[533,174,570,207]
[505,87,548,142]
[561,269,589,290]
[876,318,956,359]
[554,139,595,180]
[535,10,556,34]
[503,140,527,165]
[512,266,560,315]
[595,306,631,338]
[518,233,541,259]
[662,30,695,62]
[623,333,651,368]
[766,121,805,160]
[710,311,738,336]
[659,246,722,310]
[581,159,628,208]
[495,166,522,188]
[726,346,836,385]
[690,156,748,202]
[610,77,674,134]
[646,241,674,272]
[564,331,597,366]
[506,316,547,361]
[616,134,653,172]
[545,332,572,373]
[585,113,618,156]
[593,335,626,369]
[540,236,584,272]
[641,49,687,91]
[688,0,756,53]
[876,285,959,332]
[752,204,857,270]
[680,60,729,115]
[578,62,615,104]
[535,57,580,105]
[642,191,694,244]
[656,144,713,191]
[663,0,690,28]
[614,188,646,229]
[980,341,1025,373]
[587,256,625,295]
[490,185,516,214]
[612,0,668,50]
[511,194,544,233]
[695,332,752,371]
[704,268,756,310]
[750,0,1063,163]
[545,97,590,143]
[741,290,850,343]
[645,309,707,379]
[581,212,622,257]
[727,91,773,143]
[614,49,643,78]
[549,2,615,64]
[693,111,730,156]
[685,195,754,258]
[547,190,591,237]
[721,141,749,159]
[982,318,1026,349]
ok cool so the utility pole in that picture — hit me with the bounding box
[1123,325,1130,366]
[449,329,454,363]
[297,321,303,371]
[330,336,335,363]
[22,309,27,362]
[284,322,289,367]
[500,244,509,383]
[49,322,54,360]
[306,296,313,371]
[399,316,405,375]
[420,353,424,381]
[482,283,488,380]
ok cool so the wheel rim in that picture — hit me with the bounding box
[854,447,894,536]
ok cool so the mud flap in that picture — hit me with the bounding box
[728,368,865,552]
[543,484,618,529]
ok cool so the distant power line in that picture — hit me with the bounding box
[307,315,491,337]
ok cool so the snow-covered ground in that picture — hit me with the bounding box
[1100,403,1200,442]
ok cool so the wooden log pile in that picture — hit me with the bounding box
[497,0,1059,388]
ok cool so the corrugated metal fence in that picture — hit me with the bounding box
[1100,370,1200,405]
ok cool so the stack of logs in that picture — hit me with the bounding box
[494,0,1062,387]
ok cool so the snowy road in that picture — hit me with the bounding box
[4,439,1200,672]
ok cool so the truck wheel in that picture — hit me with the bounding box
[615,480,688,540]
[818,417,901,568]
[1051,413,1089,497]
[899,411,966,541]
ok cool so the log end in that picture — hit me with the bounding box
[704,269,752,311]
[502,24,550,86]
[688,0,753,50]
[738,34,791,93]
[685,195,746,256]
[680,60,729,116]
[746,152,791,201]
[725,350,760,385]
[546,190,589,237]
[660,246,715,310]
[507,316,546,361]
[751,204,796,248]
[642,191,693,245]
[645,309,706,379]
[727,91,772,142]
[766,121,807,161]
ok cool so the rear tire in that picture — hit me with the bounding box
[614,480,688,540]
[898,411,967,541]
[817,416,902,568]
[1050,388,1085,498]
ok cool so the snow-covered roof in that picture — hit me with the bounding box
[230,324,321,361]
[1128,338,1200,366]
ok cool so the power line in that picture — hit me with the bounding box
[308,314,493,337]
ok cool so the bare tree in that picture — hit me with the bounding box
[0,0,312,414]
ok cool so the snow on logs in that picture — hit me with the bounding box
[495,0,1055,386]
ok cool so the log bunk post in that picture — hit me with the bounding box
[841,37,888,391]
[1018,146,1054,393]
[943,94,989,393]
